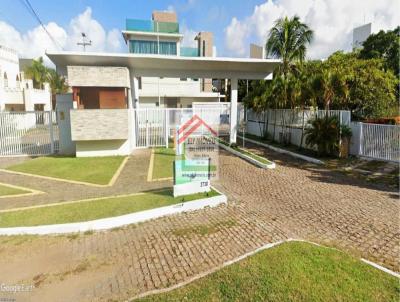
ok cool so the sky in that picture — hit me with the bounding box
[0,0,399,65]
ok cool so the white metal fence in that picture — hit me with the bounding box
[0,111,59,156]
[246,109,351,148]
[358,123,400,162]
[134,106,233,148]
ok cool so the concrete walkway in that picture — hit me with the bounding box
[0,148,398,302]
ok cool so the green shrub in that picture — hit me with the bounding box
[305,115,340,156]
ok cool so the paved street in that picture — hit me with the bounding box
[0,146,398,302]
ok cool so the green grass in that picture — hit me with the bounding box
[0,184,30,197]
[0,189,219,227]
[152,148,181,179]
[137,241,399,302]
[6,156,125,185]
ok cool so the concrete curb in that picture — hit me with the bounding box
[239,136,324,165]
[218,142,276,169]
[0,192,227,235]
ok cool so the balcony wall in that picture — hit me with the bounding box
[126,19,179,34]
[1,89,24,104]
[180,47,199,57]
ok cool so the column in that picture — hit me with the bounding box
[129,71,140,109]
[229,78,238,144]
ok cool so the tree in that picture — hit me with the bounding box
[266,15,314,77]
[310,66,349,112]
[24,57,69,106]
[327,52,398,119]
[47,69,68,95]
[359,27,400,76]
[24,57,48,89]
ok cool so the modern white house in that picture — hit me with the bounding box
[0,45,51,112]
[122,11,222,108]
[46,10,280,157]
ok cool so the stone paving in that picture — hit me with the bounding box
[0,149,169,210]
[0,146,398,302]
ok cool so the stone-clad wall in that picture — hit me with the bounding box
[67,66,130,88]
[70,109,129,141]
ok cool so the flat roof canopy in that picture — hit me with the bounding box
[46,51,280,80]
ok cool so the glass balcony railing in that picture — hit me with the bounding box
[126,19,179,34]
[180,47,199,57]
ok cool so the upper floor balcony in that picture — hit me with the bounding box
[126,19,179,34]
[180,47,199,57]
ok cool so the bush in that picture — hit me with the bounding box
[305,116,340,156]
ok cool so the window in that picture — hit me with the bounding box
[202,40,205,57]
[129,40,177,55]
[16,75,20,89]
[137,77,142,89]
[159,41,177,55]
[3,72,8,88]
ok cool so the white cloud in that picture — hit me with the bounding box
[224,0,400,58]
[180,23,197,47]
[0,7,124,65]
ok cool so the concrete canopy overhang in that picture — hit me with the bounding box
[46,51,280,80]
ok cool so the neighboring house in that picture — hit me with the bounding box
[66,11,223,110]
[0,45,51,112]
[249,43,266,59]
[353,23,372,50]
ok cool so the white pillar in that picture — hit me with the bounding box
[229,78,238,144]
[129,72,140,109]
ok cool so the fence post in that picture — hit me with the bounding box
[165,109,168,148]
[358,122,363,156]
[49,111,55,154]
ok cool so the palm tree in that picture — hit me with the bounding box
[266,15,314,77]
[47,69,68,95]
[311,68,348,112]
[24,57,48,89]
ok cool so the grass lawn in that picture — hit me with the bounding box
[152,148,180,179]
[0,184,30,197]
[137,241,399,302]
[6,156,125,185]
[0,189,219,227]
[152,148,217,180]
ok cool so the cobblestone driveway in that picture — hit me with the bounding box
[0,147,398,302]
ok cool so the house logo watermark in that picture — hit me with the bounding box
[175,114,219,162]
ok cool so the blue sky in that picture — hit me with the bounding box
[0,0,398,62]
[1,0,266,57]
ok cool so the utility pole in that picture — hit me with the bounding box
[77,32,92,51]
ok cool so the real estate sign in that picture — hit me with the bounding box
[173,158,211,197]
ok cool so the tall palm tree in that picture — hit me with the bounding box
[266,15,314,77]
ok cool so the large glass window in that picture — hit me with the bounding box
[129,40,177,55]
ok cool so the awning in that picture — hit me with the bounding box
[46,51,280,80]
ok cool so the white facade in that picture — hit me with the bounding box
[0,45,51,112]
[123,22,221,108]
[138,77,219,108]
[353,23,372,50]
